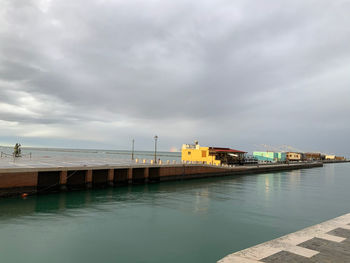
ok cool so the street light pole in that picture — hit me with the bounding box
[131,139,135,161]
[154,135,158,163]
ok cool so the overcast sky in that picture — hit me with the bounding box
[0,0,349,155]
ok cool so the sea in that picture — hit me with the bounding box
[0,146,181,163]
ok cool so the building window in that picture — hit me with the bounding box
[188,151,191,155]
[202,151,206,157]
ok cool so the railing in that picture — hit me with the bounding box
[133,159,177,165]
[0,152,32,159]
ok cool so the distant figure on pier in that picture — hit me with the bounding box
[13,143,22,157]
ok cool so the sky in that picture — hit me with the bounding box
[0,0,349,156]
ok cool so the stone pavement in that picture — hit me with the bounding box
[218,213,350,263]
[0,155,134,170]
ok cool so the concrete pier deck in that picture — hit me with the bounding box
[0,156,323,197]
[0,155,322,171]
[218,213,350,263]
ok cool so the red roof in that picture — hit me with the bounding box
[209,147,246,153]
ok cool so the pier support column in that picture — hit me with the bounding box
[86,170,93,189]
[144,168,149,183]
[59,170,68,191]
[128,168,133,184]
[108,169,114,187]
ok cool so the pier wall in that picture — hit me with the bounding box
[323,160,350,164]
[0,171,38,197]
[0,162,323,197]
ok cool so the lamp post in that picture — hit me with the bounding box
[131,139,135,161]
[154,135,158,163]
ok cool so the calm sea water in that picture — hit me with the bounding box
[0,146,182,163]
[0,163,350,263]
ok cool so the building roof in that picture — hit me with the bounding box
[209,147,246,153]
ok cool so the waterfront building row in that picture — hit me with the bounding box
[181,141,347,166]
[253,151,347,163]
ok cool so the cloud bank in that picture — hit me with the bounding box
[0,0,349,155]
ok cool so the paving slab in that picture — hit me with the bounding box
[218,213,350,263]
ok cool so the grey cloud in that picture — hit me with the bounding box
[0,0,349,155]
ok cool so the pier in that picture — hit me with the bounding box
[0,156,322,197]
[218,213,350,263]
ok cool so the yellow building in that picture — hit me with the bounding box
[325,155,336,160]
[181,141,246,165]
[286,152,301,161]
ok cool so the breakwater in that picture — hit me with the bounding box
[0,161,322,198]
[323,160,350,164]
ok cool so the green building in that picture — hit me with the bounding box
[253,152,286,162]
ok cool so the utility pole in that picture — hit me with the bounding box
[154,135,158,163]
[131,139,135,161]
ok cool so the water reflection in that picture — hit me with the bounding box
[0,165,346,223]
[265,176,270,193]
[288,169,301,187]
[0,175,248,220]
[2,178,245,220]
[194,188,210,213]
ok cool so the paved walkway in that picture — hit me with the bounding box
[0,155,134,169]
[219,213,350,263]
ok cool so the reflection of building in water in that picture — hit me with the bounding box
[255,174,274,200]
[288,169,301,186]
[260,173,282,198]
[194,188,210,213]
[265,176,270,193]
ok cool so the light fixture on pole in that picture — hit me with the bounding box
[154,135,158,163]
[131,139,135,161]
